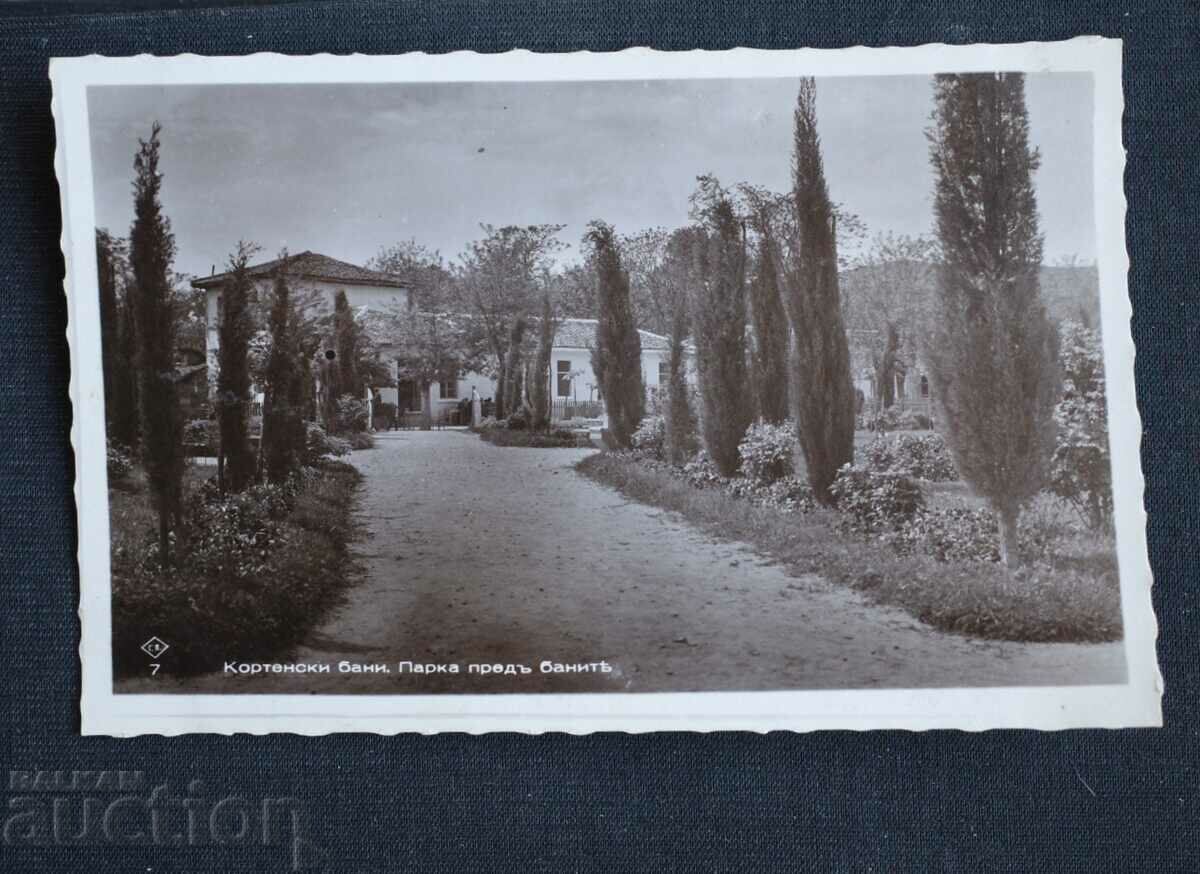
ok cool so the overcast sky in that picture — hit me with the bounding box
[88,73,1094,279]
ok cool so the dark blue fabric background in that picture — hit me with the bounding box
[1,2,1196,871]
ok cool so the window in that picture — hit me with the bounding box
[920,375,930,398]
[556,360,571,398]
[439,364,458,400]
[658,361,669,386]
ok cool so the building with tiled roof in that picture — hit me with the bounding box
[191,250,410,290]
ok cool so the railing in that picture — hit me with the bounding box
[551,399,604,421]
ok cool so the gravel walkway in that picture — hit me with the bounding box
[143,429,1125,694]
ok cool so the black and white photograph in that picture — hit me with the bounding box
[52,43,1159,733]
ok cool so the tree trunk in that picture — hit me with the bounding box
[494,350,508,421]
[158,508,170,569]
[997,504,1020,569]
[421,381,433,430]
[875,323,899,410]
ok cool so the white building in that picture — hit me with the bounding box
[193,251,692,425]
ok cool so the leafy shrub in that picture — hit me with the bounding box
[335,394,369,433]
[506,412,528,431]
[681,451,725,490]
[860,406,923,433]
[479,427,579,448]
[107,444,133,482]
[182,419,215,452]
[346,431,375,451]
[738,420,797,483]
[631,415,667,460]
[889,507,999,562]
[864,433,957,481]
[111,462,363,675]
[829,465,924,534]
[305,421,351,463]
[1050,321,1112,529]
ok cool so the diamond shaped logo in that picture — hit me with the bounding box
[140,636,169,658]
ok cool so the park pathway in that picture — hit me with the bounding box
[165,429,1126,694]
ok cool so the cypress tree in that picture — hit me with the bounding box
[926,72,1060,568]
[663,229,698,464]
[586,221,644,449]
[263,256,302,484]
[97,230,126,442]
[785,79,856,504]
[217,242,257,492]
[332,289,360,400]
[690,179,752,477]
[128,122,184,565]
[748,234,790,424]
[112,283,142,450]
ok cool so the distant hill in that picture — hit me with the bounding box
[839,261,1101,329]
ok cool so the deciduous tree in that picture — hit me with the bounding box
[454,224,565,419]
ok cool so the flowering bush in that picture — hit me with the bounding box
[631,415,667,460]
[184,482,292,583]
[305,422,351,463]
[859,407,927,432]
[738,420,797,483]
[111,462,363,676]
[829,465,924,535]
[681,451,725,489]
[1050,321,1112,529]
[107,444,133,483]
[888,507,1000,562]
[335,394,370,433]
[864,433,957,481]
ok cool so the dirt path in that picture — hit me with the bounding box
[141,430,1125,694]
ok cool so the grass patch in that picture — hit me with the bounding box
[110,460,364,677]
[577,452,1122,644]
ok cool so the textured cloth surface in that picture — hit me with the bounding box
[1,2,1196,871]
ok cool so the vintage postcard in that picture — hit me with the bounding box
[52,40,1160,735]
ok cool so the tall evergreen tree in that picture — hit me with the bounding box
[690,177,752,477]
[662,229,699,464]
[96,228,140,447]
[332,289,360,400]
[748,233,790,424]
[112,279,142,450]
[217,242,257,493]
[262,255,303,484]
[128,122,183,565]
[785,79,856,504]
[586,221,644,449]
[926,72,1060,568]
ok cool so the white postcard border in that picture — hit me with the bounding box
[51,38,1161,735]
